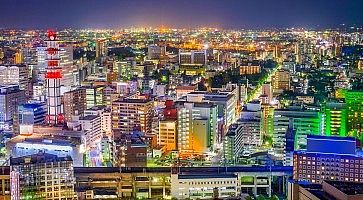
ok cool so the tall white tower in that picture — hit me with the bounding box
[45,30,64,125]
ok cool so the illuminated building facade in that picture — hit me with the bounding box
[0,85,26,131]
[45,30,64,125]
[116,132,147,167]
[79,115,102,149]
[175,101,218,155]
[239,61,261,75]
[0,65,29,94]
[171,174,238,199]
[17,103,46,134]
[273,108,324,159]
[293,135,363,184]
[179,49,207,65]
[224,118,261,163]
[158,120,177,152]
[111,96,154,137]
[344,90,363,140]
[63,88,87,121]
[95,39,107,58]
[147,44,166,60]
[10,153,75,200]
[85,86,104,109]
[272,70,290,94]
[324,102,347,136]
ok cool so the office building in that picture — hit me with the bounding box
[273,108,324,158]
[111,95,154,137]
[344,90,363,139]
[17,103,46,135]
[63,88,87,121]
[324,101,347,136]
[84,106,112,136]
[116,132,147,167]
[79,115,102,149]
[0,85,26,131]
[96,39,107,58]
[224,118,261,163]
[147,45,166,60]
[85,86,104,109]
[158,120,177,152]
[0,65,29,93]
[10,153,75,200]
[272,70,290,94]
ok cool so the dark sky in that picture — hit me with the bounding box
[1,0,363,29]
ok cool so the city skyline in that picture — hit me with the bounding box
[1,0,363,29]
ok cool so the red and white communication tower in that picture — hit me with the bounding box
[45,30,64,125]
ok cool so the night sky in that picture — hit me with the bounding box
[1,0,363,29]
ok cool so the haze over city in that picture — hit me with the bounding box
[1,0,363,29]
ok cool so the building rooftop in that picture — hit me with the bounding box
[325,181,363,196]
[79,115,99,121]
[10,153,72,165]
[178,174,237,179]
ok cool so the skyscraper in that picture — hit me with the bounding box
[45,30,64,125]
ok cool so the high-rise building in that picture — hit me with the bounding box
[175,101,218,155]
[44,30,64,125]
[85,86,104,109]
[272,70,290,94]
[224,118,261,163]
[293,135,363,184]
[324,101,347,136]
[273,108,324,160]
[10,153,75,200]
[14,51,23,64]
[84,106,112,136]
[147,45,166,60]
[63,88,87,121]
[0,65,29,95]
[79,115,102,149]
[95,39,107,58]
[111,95,154,137]
[0,85,26,131]
[17,103,46,134]
[158,120,177,152]
[344,90,363,140]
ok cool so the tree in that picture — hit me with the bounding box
[245,196,254,200]
[256,195,266,200]
[271,195,280,200]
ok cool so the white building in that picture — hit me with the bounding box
[79,115,102,149]
[171,173,238,199]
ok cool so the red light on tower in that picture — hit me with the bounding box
[47,29,56,40]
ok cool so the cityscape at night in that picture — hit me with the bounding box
[1,0,363,199]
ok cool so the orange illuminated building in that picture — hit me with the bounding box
[239,61,261,75]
